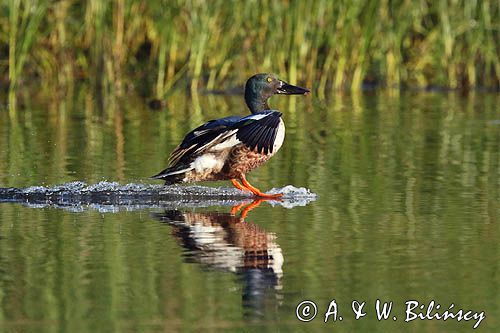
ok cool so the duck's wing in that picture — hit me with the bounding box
[168,115,243,166]
[234,111,282,155]
[168,111,283,166]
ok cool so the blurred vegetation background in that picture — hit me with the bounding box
[1,0,499,104]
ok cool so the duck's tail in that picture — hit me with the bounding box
[150,164,193,185]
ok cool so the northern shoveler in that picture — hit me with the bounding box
[151,73,309,198]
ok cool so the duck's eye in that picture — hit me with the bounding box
[266,77,273,83]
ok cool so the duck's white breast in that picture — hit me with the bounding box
[272,118,285,154]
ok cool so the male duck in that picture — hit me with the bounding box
[151,73,309,198]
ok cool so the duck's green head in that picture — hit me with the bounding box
[244,73,309,113]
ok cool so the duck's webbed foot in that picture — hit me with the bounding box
[239,175,283,199]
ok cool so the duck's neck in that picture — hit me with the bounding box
[245,92,270,114]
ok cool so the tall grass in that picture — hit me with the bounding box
[1,0,499,103]
[5,0,48,111]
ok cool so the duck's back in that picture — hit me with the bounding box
[151,111,285,183]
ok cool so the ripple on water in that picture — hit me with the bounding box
[0,181,317,212]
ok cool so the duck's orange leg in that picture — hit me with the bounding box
[231,179,251,192]
[240,175,283,199]
[240,199,265,219]
[230,201,248,215]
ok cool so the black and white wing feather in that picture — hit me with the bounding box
[235,111,282,155]
[168,116,243,166]
[169,111,282,165]
[151,111,283,180]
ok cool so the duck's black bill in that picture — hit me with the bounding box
[277,82,310,95]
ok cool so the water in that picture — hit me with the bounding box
[0,182,316,212]
[0,90,499,332]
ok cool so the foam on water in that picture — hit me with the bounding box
[0,181,317,212]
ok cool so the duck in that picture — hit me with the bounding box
[151,73,309,198]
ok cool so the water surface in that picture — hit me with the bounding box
[0,90,499,332]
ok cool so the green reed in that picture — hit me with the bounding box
[1,0,499,104]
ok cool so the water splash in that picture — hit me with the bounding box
[267,185,317,208]
[0,181,317,212]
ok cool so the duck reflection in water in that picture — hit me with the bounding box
[153,199,283,317]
